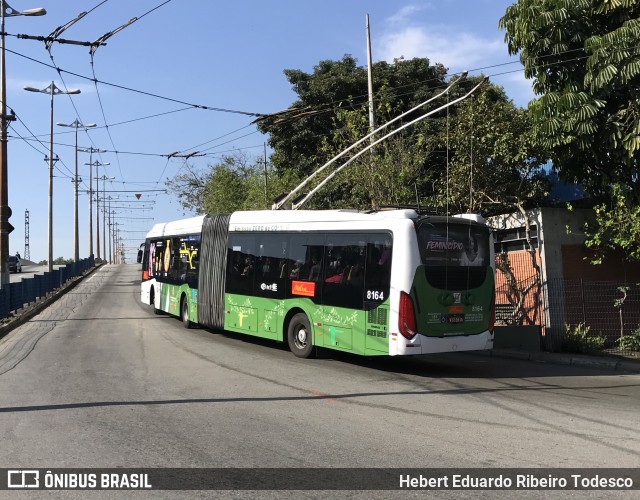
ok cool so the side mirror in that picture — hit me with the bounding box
[137,250,143,264]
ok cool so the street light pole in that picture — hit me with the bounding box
[0,1,46,286]
[84,160,109,261]
[80,148,106,259]
[57,119,96,262]
[99,174,114,261]
[108,204,112,264]
[24,82,80,272]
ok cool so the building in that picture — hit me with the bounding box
[489,207,640,351]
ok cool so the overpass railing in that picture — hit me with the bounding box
[0,257,96,320]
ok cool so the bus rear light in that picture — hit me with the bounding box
[399,291,417,340]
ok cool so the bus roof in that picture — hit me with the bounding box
[144,210,487,239]
[145,215,205,239]
[229,209,419,225]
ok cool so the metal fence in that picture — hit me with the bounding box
[545,279,640,356]
[496,276,640,357]
[0,257,95,320]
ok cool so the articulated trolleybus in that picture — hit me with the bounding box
[140,209,495,358]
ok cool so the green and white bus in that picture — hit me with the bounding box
[140,209,495,358]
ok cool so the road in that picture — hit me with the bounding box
[0,264,639,498]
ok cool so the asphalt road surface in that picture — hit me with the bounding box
[1,265,638,499]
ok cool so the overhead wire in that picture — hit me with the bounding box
[4,46,265,117]
[7,25,630,214]
[10,110,75,179]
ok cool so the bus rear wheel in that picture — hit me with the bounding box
[287,313,314,358]
[181,296,192,329]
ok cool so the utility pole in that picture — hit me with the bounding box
[57,119,96,262]
[0,1,46,286]
[24,82,81,271]
[263,142,268,206]
[366,13,375,142]
[108,206,112,264]
[99,175,114,260]
[23,208,29,260]
[81,148,106,258]
[84,159,109,261]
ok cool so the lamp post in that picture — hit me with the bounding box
[24,82,80,272]
[98,174,115,261]
[0,1,45,286]
[84,160,109,261]
[57,119,95,262]
[80,148,106,259]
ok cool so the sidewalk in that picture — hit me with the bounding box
[0,263,103,341]
[484,348,640,374]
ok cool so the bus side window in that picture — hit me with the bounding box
[152,240,164,279]
[287,235,309,282]
[226,234,256,295]
[364,233,392,306]
[169,236,183,282]
[253,233,286,299]
[322,234,365,310]
[287,234,323,301]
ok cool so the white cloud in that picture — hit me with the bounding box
[377,25,504,71]
[386,4,432,26]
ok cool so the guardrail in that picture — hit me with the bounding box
[0,257,96,320]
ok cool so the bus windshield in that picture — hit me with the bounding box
[416,220,490,268]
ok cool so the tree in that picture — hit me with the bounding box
[439,83,549,325]
[166,163,208,214]
[433,83,549,215]
[256,56,448,180]
[500,0,640,259]
[167,151,301,214]
[581,183,640,263]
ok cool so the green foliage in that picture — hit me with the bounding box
[37,257,73,265]
[53,257,74,265]
[583,184,640,263]
[167,151,301,214]
[617,326,640,352]
[255,55,550,211]
[169,56,549,214]
[500,0,640,260]
[432,84,548,215]
[257,55,448,183]
[562,323,606,354]
[166,163,208,214]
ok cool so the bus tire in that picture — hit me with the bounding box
[287,313,314,358]
[181,296,192,329]
[151,287,162,315]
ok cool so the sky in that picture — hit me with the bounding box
[3,0,534,263]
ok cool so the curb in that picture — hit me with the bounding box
[0,264,104,342]
[486,348,640,374]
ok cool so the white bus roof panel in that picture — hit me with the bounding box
[145,215,205,239]
[229,209,418,226]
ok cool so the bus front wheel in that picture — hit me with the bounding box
[287,313,314,358]
[151,288,162,315]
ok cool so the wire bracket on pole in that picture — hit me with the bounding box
[45,11,87,49]
[90,17,137,56]
[0,110,15,132]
